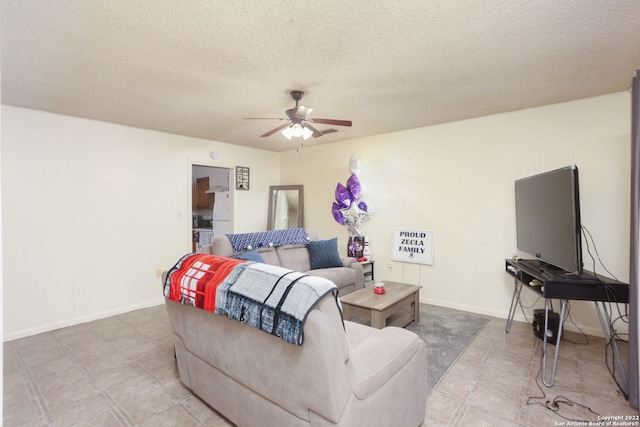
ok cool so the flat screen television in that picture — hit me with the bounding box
[514,165,583,275]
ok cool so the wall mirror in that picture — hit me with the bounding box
[267,185,304,230]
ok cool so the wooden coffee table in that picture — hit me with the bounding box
[340,281,420,329]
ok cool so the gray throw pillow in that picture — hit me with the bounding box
[233,249,265,263]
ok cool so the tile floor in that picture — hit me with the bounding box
[3,304,637,426]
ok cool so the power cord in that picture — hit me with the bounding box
[517,225,629,413]
[517,292,542,324]
[580,225,630,398]
[581,225,619,281]
[563,301,589,345]
[527,352,601,422]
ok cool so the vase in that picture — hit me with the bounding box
[347,235,365,258]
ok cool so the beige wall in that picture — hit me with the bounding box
[282,92,631,336]
[1,92,632,340]
[1,106,280,339]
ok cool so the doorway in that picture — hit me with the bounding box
[191,165,232,252]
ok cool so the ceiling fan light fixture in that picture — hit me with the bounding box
[291,123,303,137]
[281,125,294,140]
[282,123,313,140]
[301,126,313,140]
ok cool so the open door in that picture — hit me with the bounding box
[191,165,232,252]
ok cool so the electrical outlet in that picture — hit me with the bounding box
[387,262,393,270]
[155,268,163,278]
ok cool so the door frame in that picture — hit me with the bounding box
[188,159,234,250]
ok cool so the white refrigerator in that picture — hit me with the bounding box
[212,191,231,236]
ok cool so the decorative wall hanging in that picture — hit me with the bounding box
[236,166,250,190]
[391,229,434,265]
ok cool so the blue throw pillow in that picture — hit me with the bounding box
[233,248,265,263]
[308,238,343,269]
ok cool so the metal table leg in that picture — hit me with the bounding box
[506,279,523,333]
[594,301,629,398]
[542,299,567,387]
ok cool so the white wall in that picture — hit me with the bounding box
[1,106,280,340]
[2,92,631,342]
[282,92,631,337]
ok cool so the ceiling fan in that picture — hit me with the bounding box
[244,90,352,140]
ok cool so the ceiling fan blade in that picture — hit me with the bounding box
[295,105,313,117]
[286,105,313,120]
[308,118,352,127]
[261,123,291,137]
[304,123,324,138]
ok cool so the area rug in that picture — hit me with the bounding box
[405,304,488,395]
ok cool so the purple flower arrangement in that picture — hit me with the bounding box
[331,173,373,236]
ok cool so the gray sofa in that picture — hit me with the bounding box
[200,229,364,296]
[165,290,428,426]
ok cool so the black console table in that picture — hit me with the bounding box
[504,258,629,397]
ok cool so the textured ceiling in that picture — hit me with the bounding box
[2,1,640,152]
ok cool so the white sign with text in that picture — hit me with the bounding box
[391,229,434,265]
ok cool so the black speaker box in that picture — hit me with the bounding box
[532,309,561,344]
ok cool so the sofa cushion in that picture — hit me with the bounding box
[256,247,280,266]
[308,238,343,269]
[275,244,310,271]
[305,266,356,290]
[233,249,265,263]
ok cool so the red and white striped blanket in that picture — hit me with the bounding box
[164,253,341,345]
[164,254,244,311]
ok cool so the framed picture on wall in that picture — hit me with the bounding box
[236,166,250,190]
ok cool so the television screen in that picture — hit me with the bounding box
[515,165,582,274]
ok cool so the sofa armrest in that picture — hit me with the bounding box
[342,257,364,290]
[341,256,357,268]
[346,326,426,399]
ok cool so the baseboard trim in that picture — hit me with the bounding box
[3,298,166,342]
[419,296,605,338]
